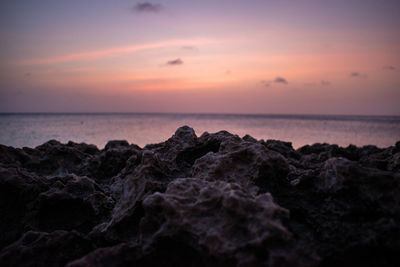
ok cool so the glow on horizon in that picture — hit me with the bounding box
[0,0,399,115]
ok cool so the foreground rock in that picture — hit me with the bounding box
[0,126,399,266]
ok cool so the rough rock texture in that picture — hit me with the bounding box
[0,126,399,266]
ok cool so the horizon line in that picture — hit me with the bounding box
[0,112,399,118]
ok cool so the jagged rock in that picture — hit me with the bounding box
[36,174,114,233]
[0,145,30,168]
[0,168,114,249]
[87,145,141,182]
[272,157,400,267]
[262,139,301,160]
[72,178,318,267]
[26,140,95,176]
[0,166,49,249]
[104,140,130,150]
[139,178,309,266]
[0,230,94,267]
[94,126,199,244]
[67,244,142,267]
[192,137,290,193]
[388,152,400,172]
[0,126,399,266]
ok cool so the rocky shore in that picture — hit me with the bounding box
[0,126,399,266]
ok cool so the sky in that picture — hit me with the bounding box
[0,0,399,115]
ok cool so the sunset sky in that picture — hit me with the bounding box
[1,0,399,115]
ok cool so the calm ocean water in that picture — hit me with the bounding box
[0,113,399,149]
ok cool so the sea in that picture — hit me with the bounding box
[0,113,399,149]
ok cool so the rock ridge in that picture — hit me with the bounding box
[0,126,399,266]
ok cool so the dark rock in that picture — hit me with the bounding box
[262,139,300,160]
[297,143,334,155]
[192,138,290,193]
[0,167,113,249]
[139,178,313,266]
[395,141,400,153]
[24,140,94,176]
[104,140,130,150]
[66,141,100,155]
[36,174,114,233]
[0,166,49,249]
[67,243,142,267]
[176,135,221,174]
[388,152,400,172]
[272,157,400,267]
[0,126,399,266]
[87,146,141,182]
[242,134,258,143]
[0,230,94,267]
[95,126,199,244]
[72,178,317,267]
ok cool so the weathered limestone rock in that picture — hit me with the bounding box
[0,126,399,266]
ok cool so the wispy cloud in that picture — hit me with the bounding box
[166,58,183,65]
[383,66,396,71]
[17,38,217,66]
[181,46,198,51]
[350,72,367,78]
[132,2,163,13]
[274,77,288,84]
[261,76,288,87]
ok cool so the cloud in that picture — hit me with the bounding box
[383,66,396,71]
[181,46,198,51]
[17,38,217,66]
[132,2,163,13]
[321,80,330,86]
[261,76,288,87]
[350,72,367,78]
[274,77,288,84]
[24,73,31,78]
[350,72,366,78]
[166,58,183,65]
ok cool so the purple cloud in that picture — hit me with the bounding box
[350,72,369,78]
[274,77,288,84]
[166,58,184,65]
[261,76,288,86]
[132,2,163,13]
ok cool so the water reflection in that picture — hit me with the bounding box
[0,113,399,149]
